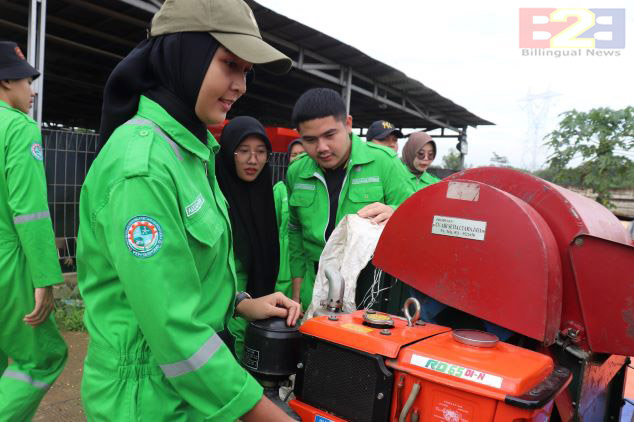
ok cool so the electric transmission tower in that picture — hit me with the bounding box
[519,90,560,170]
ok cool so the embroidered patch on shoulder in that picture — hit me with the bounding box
[31,143,43,161]
[185,194,205,218]
[124,216,163,258]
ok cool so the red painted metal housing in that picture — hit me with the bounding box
[374,176,563,344]
[208,121,299,152]
[374,167,634,354]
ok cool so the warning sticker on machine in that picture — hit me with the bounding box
[431,394,474,422]
[410,354,503,389]
[431,216,487,241]
[446,181,480,202]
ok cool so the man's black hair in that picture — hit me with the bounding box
[291,88,347,128]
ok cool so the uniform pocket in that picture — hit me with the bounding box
[185,213,224,248]
[289,189,316,207]
[184,213,225,278]
[349,184,384,203]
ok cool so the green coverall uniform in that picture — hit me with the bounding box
[77,96,262,421]
[410,170,441,190]
[227,259,249,360]
[273,180,291,297]
[287,134,416,307]
[0,100,67,422]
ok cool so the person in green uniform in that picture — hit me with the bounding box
[401,131,441,190]
[273,139,304,299]
[0,41,67,422]
[76,1,300,421]
[366,119,403,153]
[287,88,416,310]
[216,116,280,360]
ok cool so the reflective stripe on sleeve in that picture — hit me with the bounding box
[159,334,223,378]
[2,369,50,389]
[13,210,50,224]
[126,118,184,161]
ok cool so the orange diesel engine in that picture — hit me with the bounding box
[284,167,634,421]
[290,310,570,422]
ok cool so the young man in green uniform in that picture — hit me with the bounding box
[0,41,67,421]
[287,88,416,309]
[273,139,305,298]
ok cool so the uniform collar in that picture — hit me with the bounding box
[0,99,22,114]
[348,133,374,166]
[136,95,216,160]
[298,132,374,179]
[0,99,36,124]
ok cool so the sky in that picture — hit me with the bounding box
[257,0,634,169]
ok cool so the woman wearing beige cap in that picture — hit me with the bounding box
[401,131,441,190]
[76,0,299,420]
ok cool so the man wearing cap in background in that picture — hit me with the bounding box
[0,41,67,421]
[273,139,305,299]
[366,119,404,153]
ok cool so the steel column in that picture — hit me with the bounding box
[27,0,46,124]
[341,67,352,115]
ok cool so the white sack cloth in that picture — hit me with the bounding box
[304,214,385,320]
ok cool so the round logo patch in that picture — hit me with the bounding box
[124,216,163,258]
[31,143,43,161]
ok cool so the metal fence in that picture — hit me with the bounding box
[43,129,98,271]
[42,128,290,269]
[270,151,290,184]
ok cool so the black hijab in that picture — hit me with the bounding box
[99,32,219,151]
[216,116,280,298]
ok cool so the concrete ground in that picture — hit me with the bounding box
[33,331,87,422]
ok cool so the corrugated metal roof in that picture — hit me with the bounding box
[248,0,493,129]
[0,0,493,130]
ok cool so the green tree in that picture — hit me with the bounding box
[545,107,634,207]
[442,149,462,170]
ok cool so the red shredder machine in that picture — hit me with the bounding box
[288,167,634,422]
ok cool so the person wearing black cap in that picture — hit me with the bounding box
[366,119,404,153]
[273,139,305,299]
[75,0,299,420]
[0,41,68,421]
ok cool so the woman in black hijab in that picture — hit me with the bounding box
[76,1,299,420]
[217,116,280,358]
